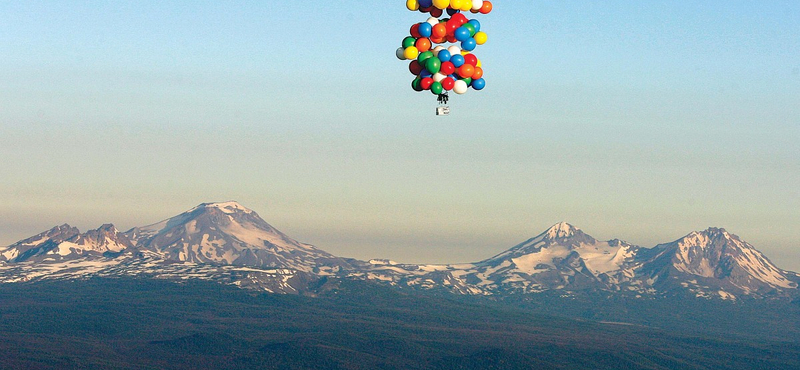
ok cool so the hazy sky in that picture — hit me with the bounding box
[1,1,799,271]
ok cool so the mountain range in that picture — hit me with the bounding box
[1,201,798,300]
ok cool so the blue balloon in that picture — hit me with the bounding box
[454,27,471,42]
[420,70,433,78]
[419,0,433,7]
[461,38,477,51]
[450,54,465,68]
[468,19,481,33]
[437,50,451,62]
[418,23,432,38]
[472,78,486,90]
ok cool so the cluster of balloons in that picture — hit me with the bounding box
[396,0,492,97]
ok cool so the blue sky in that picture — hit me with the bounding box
[1,1,799,270]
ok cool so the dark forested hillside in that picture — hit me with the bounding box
[1,278,799,370]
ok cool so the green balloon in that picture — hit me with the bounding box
[461,77,473,86]
[430,81,443,95]
[402,36,416,49]
[417,51,434,64]
[425,57,441,74]
[412,77,423,92]
[463,23,476,37]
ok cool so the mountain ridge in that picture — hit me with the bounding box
[1,201,797,300]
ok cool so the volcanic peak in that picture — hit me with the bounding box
[544,222,581,240]
[190,201,254,215]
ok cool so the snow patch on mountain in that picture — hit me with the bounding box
[1,247,19,261]
[736,250,795,288]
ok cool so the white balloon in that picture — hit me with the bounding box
[433,73,446,82]
[472,0,483,11]
[427,17,439,26]
[447,45,461,56]
[453,80,468,94]
[396,47,406,60]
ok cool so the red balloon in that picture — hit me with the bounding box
[409,60,423,75]
[463,53,478,66]
[451,13,468,25]
[446,34,457,43]
[440,61,455,75]
[420,77,434,90]
[431,8,443,17]
[420,6,433,13]
[410,23,421,38]
[445,19,460,36]
[441,77,455,91]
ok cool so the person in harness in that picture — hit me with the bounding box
[437,92,449,105]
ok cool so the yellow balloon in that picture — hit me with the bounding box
[476,59,481,68]
[474,31,487,45]
[432,0,450,10]
[460,0,472,11]
[450,0,463,9]
[403,46,420,60]
[406,0,419,11]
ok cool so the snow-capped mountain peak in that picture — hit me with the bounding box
[125,202,349,272]
[66,224,131,253]
[648,227,797,292]
[0,224,132,263]
[677,227,736,249]
[485,222,599,262]
[545,222,581,240]
[468,223,639,294]
[190,201,254,215]
[538,222,598,247]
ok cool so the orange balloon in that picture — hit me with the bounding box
[458,64,475,78]
[415,38,431,52]
[432,23,447,38]
[430,36,446,44]
[480,1,492,14]
[471,67,483,80]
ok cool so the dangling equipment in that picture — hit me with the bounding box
[436,92,450,116]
